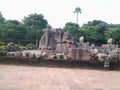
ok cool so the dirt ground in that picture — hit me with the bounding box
[0,64,120,90]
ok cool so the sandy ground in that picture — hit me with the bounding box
[0,64,120,90]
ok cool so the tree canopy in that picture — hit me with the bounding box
[0,11,120,46]
[0,12,48,45]
[0,12,5,24]
[63,22,79,40]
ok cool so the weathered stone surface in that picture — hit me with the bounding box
[37,28,93,60]
[39,29,56,50]
[55,29,63,43]
[69,47,91,61]
[38,28,77,52]
[15,51,22,57]
[55,43,64,53]
[82,48,91,60]
[101,44,117,51]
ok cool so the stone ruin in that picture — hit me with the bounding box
[101,38,120,61]
[38,28,77,51]
[37,29,120,61]
[6,28,120,62]
[38,28,90,60]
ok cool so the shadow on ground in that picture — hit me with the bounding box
[0,56,120,70]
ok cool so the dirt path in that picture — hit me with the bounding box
[0,64,120,90]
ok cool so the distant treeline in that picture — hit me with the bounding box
[0,12,120,46]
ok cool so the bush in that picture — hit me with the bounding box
[19,45,25,49]
[0,41,6,46]
[8,42,15,46]
[26,43,36,50]
[27,44,35,47]
[0,45,6,51]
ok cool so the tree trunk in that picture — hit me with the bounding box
[76,13,78,24]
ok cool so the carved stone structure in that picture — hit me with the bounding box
[38,28,90,60]
[38,28,77,52]
[39,29,57,50]
[7,28,117,62]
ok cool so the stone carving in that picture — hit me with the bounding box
[107,38,113,44]
[79,36,84,43]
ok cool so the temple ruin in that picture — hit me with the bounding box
[37,28,91,60]
[5,28,120,62]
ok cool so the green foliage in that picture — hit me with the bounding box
[79,26,98,42]
[5,20,27,39]
[19,45,25,49]
[80,20,108,44]
[0,45,6,52]
[0,12,5,24]
[0,41,5,46]
[23,13,48,45]
[85,20,107,26]
[83,20,107,34]
[46,24,52,29]
[105,24,120,43]
[112,29,120,41]
[104,28,114,40]
[26,43,36,49]
[74,7,82,14]
[23,13,48,30]
[0,12,48,45]
[8,42,15,46]
[0,11,120,46]
[27,43,35,47]
[0,45,6,49]
[0,17,6,38]
[63,22,79,40]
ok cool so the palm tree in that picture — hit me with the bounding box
[74,7,82,24]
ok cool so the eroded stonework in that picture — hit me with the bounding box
[7,28,118,61]
[38,28,90,60]
[38,28,77,51]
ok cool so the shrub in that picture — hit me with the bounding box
[19,45,25,49]
[0,41,6,46]
[8,42,15,46]
[0,45,6,51]
[27,44,35,47]
[25,43,36,50]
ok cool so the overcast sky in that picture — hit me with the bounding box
[0,0,120,28]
